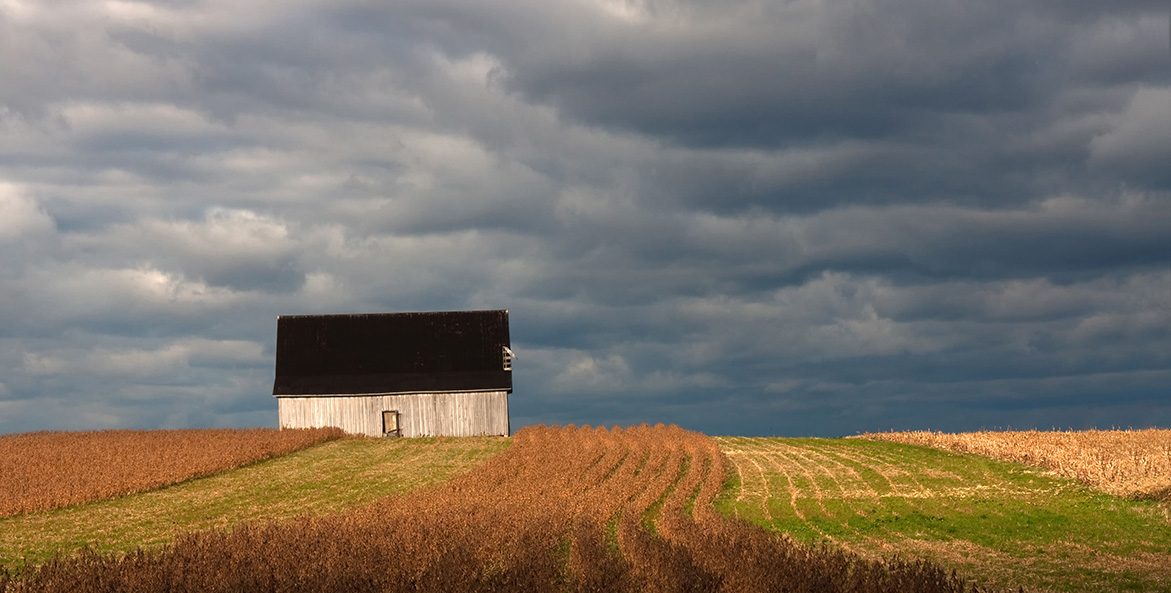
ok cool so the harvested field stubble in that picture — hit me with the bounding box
[0,427,344,517]
[716,436,1171,593]
[0,425,987,593]
[859,428,1171,501]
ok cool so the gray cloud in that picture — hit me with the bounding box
[0,0,1166,436]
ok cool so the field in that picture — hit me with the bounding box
[2,425,975,593]
[4,426,1168,592]
[0,428,344,517]
[858,429,1171,502]
[0,436,508,569]
[715,436,1171,592]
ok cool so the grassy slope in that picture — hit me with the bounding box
[0,436,508,570]
[714,437,1171,593]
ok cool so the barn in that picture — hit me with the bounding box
[272,310,512,437]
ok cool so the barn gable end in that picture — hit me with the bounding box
[273,310,511,437]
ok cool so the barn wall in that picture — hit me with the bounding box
[277,391,509,437]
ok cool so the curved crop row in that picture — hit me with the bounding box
[1,425,984,593]
[0,427,345,517]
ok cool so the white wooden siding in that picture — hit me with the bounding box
[277,391,509,437]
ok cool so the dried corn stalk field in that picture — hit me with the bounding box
[0,427,343,517]
[0,425,977,593]
[858,428,1171,501]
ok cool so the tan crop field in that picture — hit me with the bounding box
[858,428,1171,501]
[0,427,343,517]
[0,425,977,593]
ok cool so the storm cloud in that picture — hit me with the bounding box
[0,0,1167,436]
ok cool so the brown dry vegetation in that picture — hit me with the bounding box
[858,428,1171,501]
[0,427,344,517]
[0,425,993,593]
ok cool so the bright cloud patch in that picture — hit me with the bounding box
[0,183,54,242]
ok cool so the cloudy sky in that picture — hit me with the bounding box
[1,0,1168,437]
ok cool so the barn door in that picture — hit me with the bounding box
[382,410,400,437]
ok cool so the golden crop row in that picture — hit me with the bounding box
[860,428,1171,501]
[1,425,981,593]
[0,427,344,517]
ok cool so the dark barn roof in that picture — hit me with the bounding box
[272,310,511,397]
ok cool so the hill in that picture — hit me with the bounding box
[3,427,1169,591]
[0,435,508,570]
[859,428,1171,502]
[3,426,972,593]
[0,428,344,517]
[715,436,1171,592]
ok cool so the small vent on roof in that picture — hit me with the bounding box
[502,346,514,371]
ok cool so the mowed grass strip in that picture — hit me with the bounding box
[0,436,509,570]
[0,428,344,517]
[715,437,1171,593]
